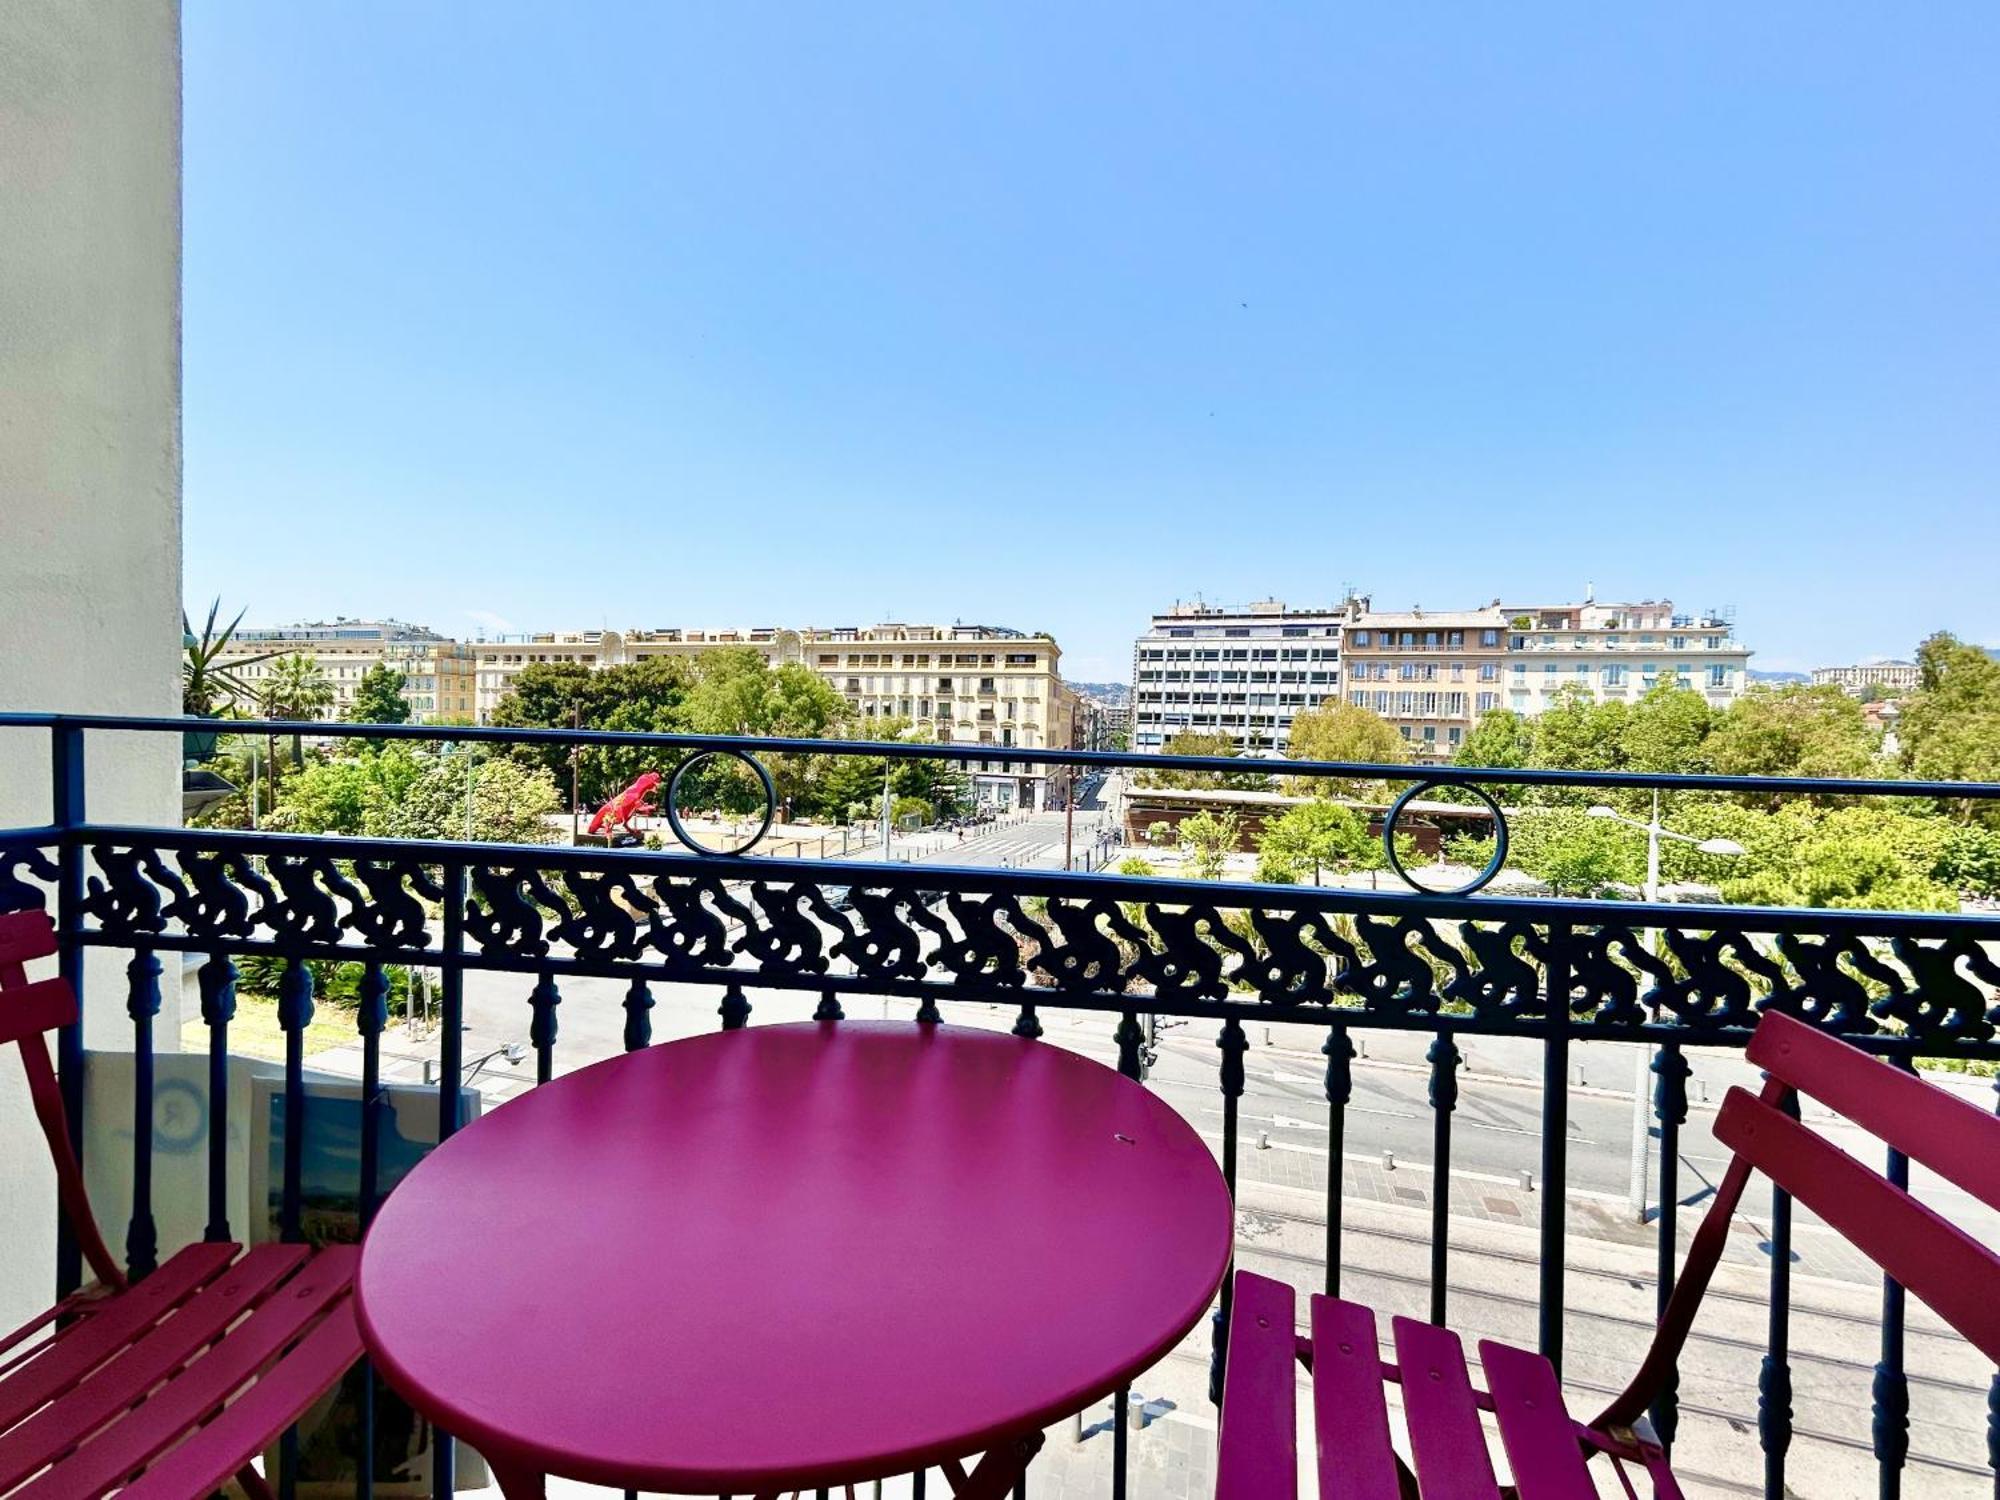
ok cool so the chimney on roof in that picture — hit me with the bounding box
[1585,580,1595,603]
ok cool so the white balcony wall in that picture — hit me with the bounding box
[0,0,183,1324]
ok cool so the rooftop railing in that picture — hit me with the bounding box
[1,712,1998,1498]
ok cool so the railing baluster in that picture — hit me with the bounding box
[125,948,161,1279]
[528,972,560,1084]
[199,953,236,1244]
[1651,1038,1690,1445]
[277,956,314,1248]
[1537,928,1570,1370]
[356,962,389,1500]
[915,987,943,1024]
[1426,1030,1460,1326]
[1873,1060,1913,1500]
[1011,1002,1042,1039]
[50,719,85,1299]
[434,864,466,1500]
[1758,1087,1796,1499]
[718,981,750,1030]
[815,985,845,1021]
[1112,1009,1144,1500]
[1323,1028,1353,1299]
[1211,1017,1247,1406]
[622,978,653,1051]
[358,963,389,1226]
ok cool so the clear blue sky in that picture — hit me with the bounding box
[183,3,1998,681]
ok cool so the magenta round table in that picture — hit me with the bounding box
[356,1020,1234,1498]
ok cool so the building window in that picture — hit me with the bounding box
[1423,726,1436,741]
[1448,727,1462,745]
[1478,663,1498,682]
[1476,692,1498,712]
[1352,630,1371,646]
[1480,629,1499,647]
[1709,665,1729,687]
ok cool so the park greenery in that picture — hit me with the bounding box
[193,645,974,841]
[1131,633,2000,912]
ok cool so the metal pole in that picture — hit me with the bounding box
[1064,766,1075,870]
[463,742,475,842]
[1627,790,1661,1222]
[570,704,582,845]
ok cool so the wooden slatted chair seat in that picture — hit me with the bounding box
[0,908,363,1499]
[1217,1010,2000,1499]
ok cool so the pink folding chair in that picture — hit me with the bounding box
[1216,1009,2000,1499]
[0,908,363,1499]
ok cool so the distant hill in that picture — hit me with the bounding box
[1069,681,1131,704]
[1749,668,1809,684]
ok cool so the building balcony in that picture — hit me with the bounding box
[1,715,1996,1497]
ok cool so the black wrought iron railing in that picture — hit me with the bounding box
[2,712,1999,1499]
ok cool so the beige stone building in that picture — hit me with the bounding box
[470,622,1078,811]
[219,620,477,723]
[1340,601,1512,763]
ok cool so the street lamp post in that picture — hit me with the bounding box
[1588,795,1745,1221]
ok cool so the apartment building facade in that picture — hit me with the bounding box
[1130,601,1344,755]
[1339,602,1511,761]
[471,628,805,720]
[1812,661,1920,696]
[470,623,1075,811]
[219,620,477,722]
[805,624,1077,810]
[1496,599,1751,715]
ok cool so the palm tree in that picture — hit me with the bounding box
[183,601,281,715]
[258,654,336,802]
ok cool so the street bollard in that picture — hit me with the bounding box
[1257,1129,1270,1150]
[1070,1409,1085,1446]
[1383,1148,1395,1171]
[1519,1168,1534,1192]
[1571,1062,1586,1088]
[1263,1026,1273,1046]
[1356,1036,1368,1059]
[1127,1393,1144,1432]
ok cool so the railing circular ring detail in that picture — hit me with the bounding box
[1381,779,1509,897]
[664,750,778,857]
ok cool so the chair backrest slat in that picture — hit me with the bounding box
[1748,1010,2000,1213]
[0,904,126,1290]
[1715,1087,2000,1363]
[0,909,58,974]
[0,979,76,1047]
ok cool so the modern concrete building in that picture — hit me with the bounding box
[0,0,185,1326]
[1339,600,1511,762]
[1497,598,1751,714]
[1130,600,1344,755]
[1812,660,1920,696]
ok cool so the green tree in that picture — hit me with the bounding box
[1898,633,2000,815]
[1528,685,1628,774]
[344,663,411,725]
[1140,731,1269,791]
[1282,701,1407,796]
[1178,810,1242,880]
[490,657,696,809]
[1505,808,1642,896]
[1255,801,1371,885]
[1453,710,1535,770]
[1618,682,1713,775]
[384,753,564,844]
[1705,683,1879,790]
[255,653,337,809]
